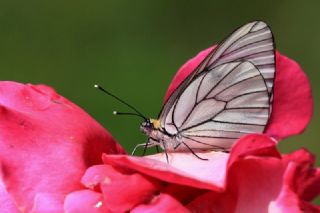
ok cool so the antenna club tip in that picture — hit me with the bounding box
[113,111,118,115]
[94,84,99,88]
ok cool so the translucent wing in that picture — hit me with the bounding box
[159,21,275,126]
[177,61,269,150]
[206,21,275,94]
[158,21,275,151]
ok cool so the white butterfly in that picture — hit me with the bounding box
[96,21,275,160]
[136,21,275,159]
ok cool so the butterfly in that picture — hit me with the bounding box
[96,21,275,161]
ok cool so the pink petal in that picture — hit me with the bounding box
[161,183,207,205]
[301,168,320,201]
[164,47,313,140]
[227,134,281,168]
[99,166,161,212]
[30,193,64,213]
[64,190,109,213]
[188,136,320,212]
[79,164,163,212]
[299,201,320,213]
[187,138,285,213]
[268,163,306,213]
[132,193,190,213]
[265,52,313,140]
[0,81,125,211]
[0,166,20,213]
[187,191,235,213]
[81,165,116,190]
[268,189,301,213]
[227,158,285,212]
[80,161,207,212]
[281,149,320,203]
[103,151,228,191]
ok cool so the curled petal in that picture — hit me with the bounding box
[265,52,313,140]
[227,134,281,168]
[268,194,301,213]
[103,151,228,191]
[188,136,320,213]
[77,163,162,212]
[268,163,306,213]
[82,163,208,210]
[187,148,285,212]
[30,193,64,213]
[281,149,320,202]
[64,190,109,213]
[81,165,119,190]
[100,167,162,212]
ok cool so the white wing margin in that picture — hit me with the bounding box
[207,21,275,94]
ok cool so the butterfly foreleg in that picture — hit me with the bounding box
[142,139,150,156]
[132,138,159,156]
[132,143,147,155]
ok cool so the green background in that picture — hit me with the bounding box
[0,1,319,163]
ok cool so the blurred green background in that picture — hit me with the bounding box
[0,1,319,162]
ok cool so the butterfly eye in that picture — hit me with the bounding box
[141,120,150,128]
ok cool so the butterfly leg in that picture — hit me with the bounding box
[143,138,161,156]
[131,139,158,156]
[142,140,150,156]
[157,140,169,163]
[181,142,208,161]
[131,143,146,155]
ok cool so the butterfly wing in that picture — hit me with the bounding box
[158,21,275,151]
[206,21,275,94]
[177,61,269,150]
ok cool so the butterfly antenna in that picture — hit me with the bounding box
[112,111,146,120]
[94,84,147,120]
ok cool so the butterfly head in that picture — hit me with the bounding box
[140,118,161,134]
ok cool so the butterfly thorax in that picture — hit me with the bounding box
[140,118,182,150]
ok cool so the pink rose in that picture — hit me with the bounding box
[0,43,317,212]
[63,47,317,212]
[65,134,319,212]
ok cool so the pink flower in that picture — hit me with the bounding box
[63,46,317,212]
[64,135,320,212]
[0,42,317,212]
[0,81,125,212]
